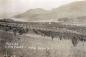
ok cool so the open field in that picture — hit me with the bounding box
[0,22,86,57]
[0,31,86,57]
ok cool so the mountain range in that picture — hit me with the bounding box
[14,1,86,25]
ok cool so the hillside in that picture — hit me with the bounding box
[14,8,49,21]
[14,1,86,24]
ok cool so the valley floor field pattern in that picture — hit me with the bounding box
[0,19,86,57]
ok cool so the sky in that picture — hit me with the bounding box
[0,0,84,17]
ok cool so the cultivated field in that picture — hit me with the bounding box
[0,22,86,57]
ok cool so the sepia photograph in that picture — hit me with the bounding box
[0,0,86,57]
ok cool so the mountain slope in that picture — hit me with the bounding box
[14,1,86,23]
[14,8,49,21]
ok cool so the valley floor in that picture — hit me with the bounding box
[0,31,86,57]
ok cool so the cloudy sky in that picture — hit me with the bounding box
[0,0,84,17]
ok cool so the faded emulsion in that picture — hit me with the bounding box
[0,0,86,57]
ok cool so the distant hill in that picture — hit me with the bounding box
[14,1,86,25]
[14,8,49,21]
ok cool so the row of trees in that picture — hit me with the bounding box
[32,28,86,46]
[0,23,28,35]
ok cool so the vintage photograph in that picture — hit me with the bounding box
[0,0,86,57]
